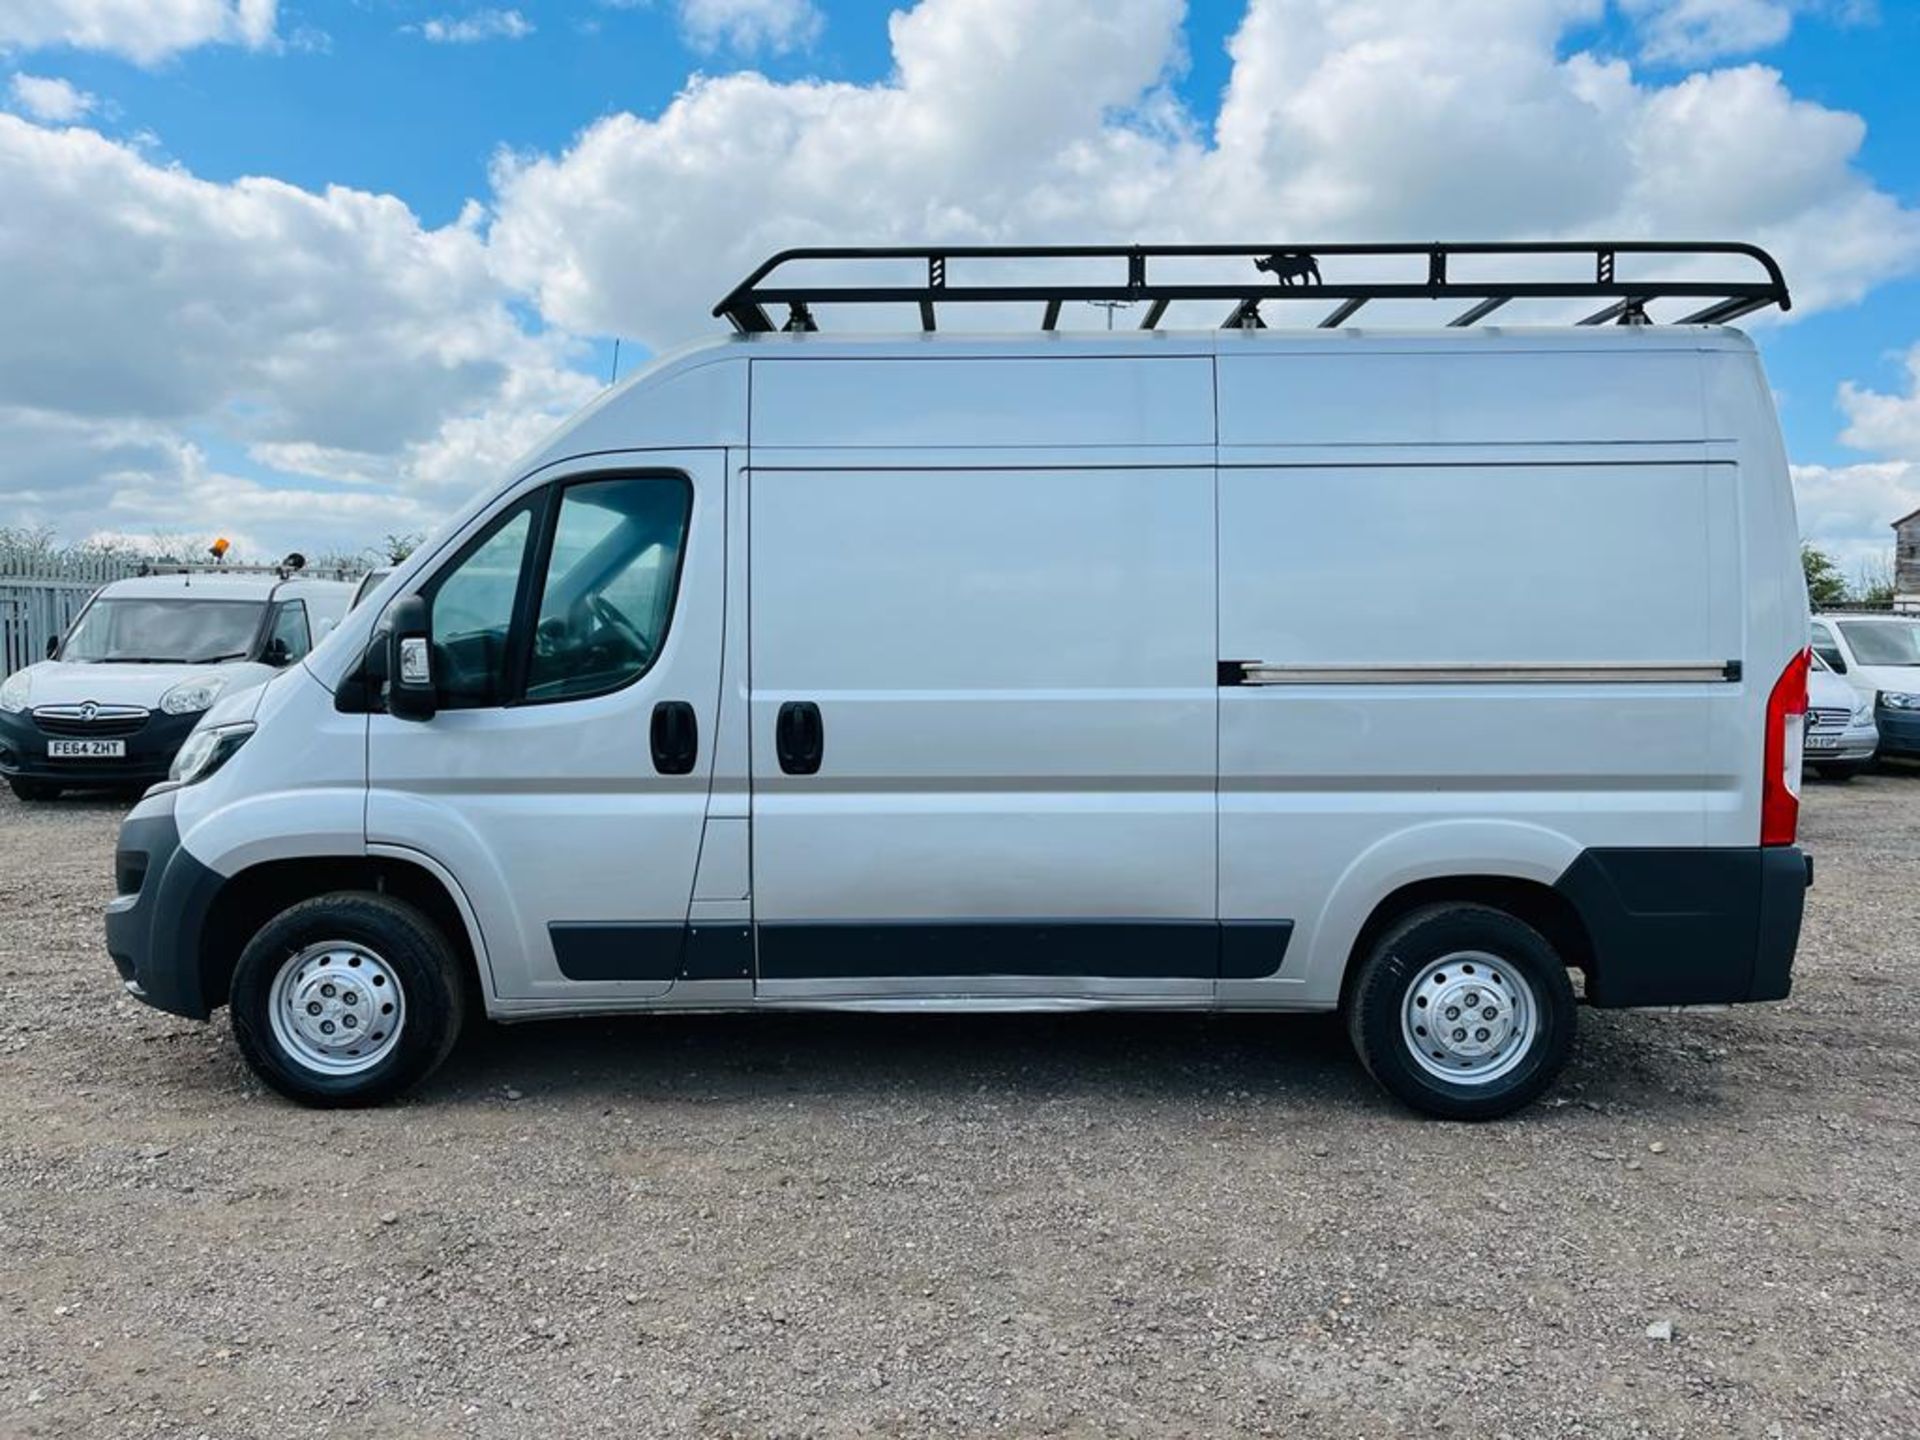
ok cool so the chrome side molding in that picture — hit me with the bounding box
[1222,660,1742,686]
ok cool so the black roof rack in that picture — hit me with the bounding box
[712,241,1790,335]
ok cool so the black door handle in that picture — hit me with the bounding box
[776,700,823,775]
[651,700,698,775]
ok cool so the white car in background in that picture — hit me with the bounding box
[1803,650,1877,780]
[0,569,354,800]
[1811,613,1920,764]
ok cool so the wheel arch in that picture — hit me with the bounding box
[1338,875,1598,1011]
[198,852,491,1014]
[1301,819,1589,1006]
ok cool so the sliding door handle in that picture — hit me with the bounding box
[776,700,823,775]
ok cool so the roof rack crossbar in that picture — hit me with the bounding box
[1676,294,1774,326]
[710,241,1790,334]
[1448,296,1511,327]
[1319,297,1368,328]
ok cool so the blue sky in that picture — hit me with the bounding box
[2,0,1918,570]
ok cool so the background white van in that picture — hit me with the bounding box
[1,569,353,799]
[102,243,1813,1119]
[1810,612,1920,762]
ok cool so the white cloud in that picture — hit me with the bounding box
[1792,460,1918,573]
[0,116,597,556]
[678,0,822,53]
[1620,0,1872,65]
[1839,347,1920,460]
[7,72,94,122]
[488,0,1918,347]
[0,0,276,65]
[414,9,533,44]
[1621,0,1794,62]
[1791,344,1920,572]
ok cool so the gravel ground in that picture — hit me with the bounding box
[2,777,1917,1439]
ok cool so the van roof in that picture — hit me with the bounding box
[98,573,354,602]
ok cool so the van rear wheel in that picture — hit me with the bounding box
[229,892,467,1107]
[1345,903,1576,1121]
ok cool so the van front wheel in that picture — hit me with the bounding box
[1345,903,1576,1121]
[229,892,467,1107]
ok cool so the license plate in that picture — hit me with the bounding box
[1804,734,1840,751]
[47,738,125,759]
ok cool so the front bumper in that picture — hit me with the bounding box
[104,790,224,1020]
[0,707,203,786]
[1874,705,1920,758]
[1803,722,1878,764]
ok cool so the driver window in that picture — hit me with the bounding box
[525,476,692,703]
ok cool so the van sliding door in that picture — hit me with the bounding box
[746,462,1219,996]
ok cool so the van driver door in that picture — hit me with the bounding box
[366,450,726,1003]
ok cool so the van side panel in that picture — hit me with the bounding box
[1215,347,1745,1007]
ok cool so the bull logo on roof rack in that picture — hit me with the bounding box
[1255,251,1321,286]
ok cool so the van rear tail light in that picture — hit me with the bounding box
[1761,647,1810,847]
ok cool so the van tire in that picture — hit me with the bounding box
[1345,903,1576,1121]
[229,892,467,1108]
[8,778,60,801]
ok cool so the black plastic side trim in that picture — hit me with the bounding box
[1220,921,1294,979]
[681,924,753,980]
[758,920,1245,981]
[1554,846,1805,1007]
[549,923,685,982]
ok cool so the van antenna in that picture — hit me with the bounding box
[609,339,621,386]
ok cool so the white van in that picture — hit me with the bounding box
[1809,612,1920,762]
[2,568,353,799]
[103,243,1813,1119]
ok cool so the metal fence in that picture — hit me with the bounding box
[0,555,143,679]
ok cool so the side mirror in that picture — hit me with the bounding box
[385,595,437,722]
[45,636,59,659]
[263,637,292,668]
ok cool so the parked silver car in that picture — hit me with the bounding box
[1804,649,1877,780]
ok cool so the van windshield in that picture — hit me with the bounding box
[62,599,264,664]
[1837,620,1920,667]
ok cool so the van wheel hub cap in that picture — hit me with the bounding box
[268,942,406,1077]
[1400,950,1538,1086]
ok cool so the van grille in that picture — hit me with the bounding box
[32,705,150,738]
[1808,706,1851,733]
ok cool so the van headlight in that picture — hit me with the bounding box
[169,722,254,785]
[159,677,226,715]
[0,669,28,714]
[1879,691,1920,710]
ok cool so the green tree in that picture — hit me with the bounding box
[1801,543,1848,606]
[1854,552,1896,607]
[381,531,424,565]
